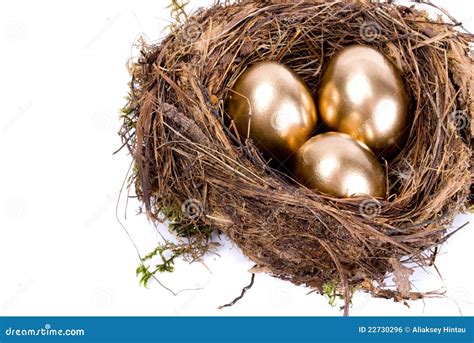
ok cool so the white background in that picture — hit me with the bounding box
[0,0,472,316]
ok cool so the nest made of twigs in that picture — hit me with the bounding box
[120,0,473,313]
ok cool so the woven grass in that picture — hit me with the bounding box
[120,0,473,314]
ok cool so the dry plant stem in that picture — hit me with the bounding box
[120,0,473,313]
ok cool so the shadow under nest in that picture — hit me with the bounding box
[119,0,473,313]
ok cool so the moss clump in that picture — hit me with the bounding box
[136,201,217,287]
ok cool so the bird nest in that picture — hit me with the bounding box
[119,0,472,313]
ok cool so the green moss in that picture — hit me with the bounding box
[160,202,213,239]
[136,200,215,287]
[170,222,213,238]
[136,243,184,288]
[322,280,343,307]
[322,280,357,309]
[160,204,182,223]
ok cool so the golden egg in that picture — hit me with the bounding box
[226,61,317,162]
[318,45,409,157]
[293,132,386,198]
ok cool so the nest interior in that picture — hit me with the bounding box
[120,0,473,309]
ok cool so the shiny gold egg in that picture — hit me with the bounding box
[226,61,317,162]
[318,45,409,157]
[293,132,386,198]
